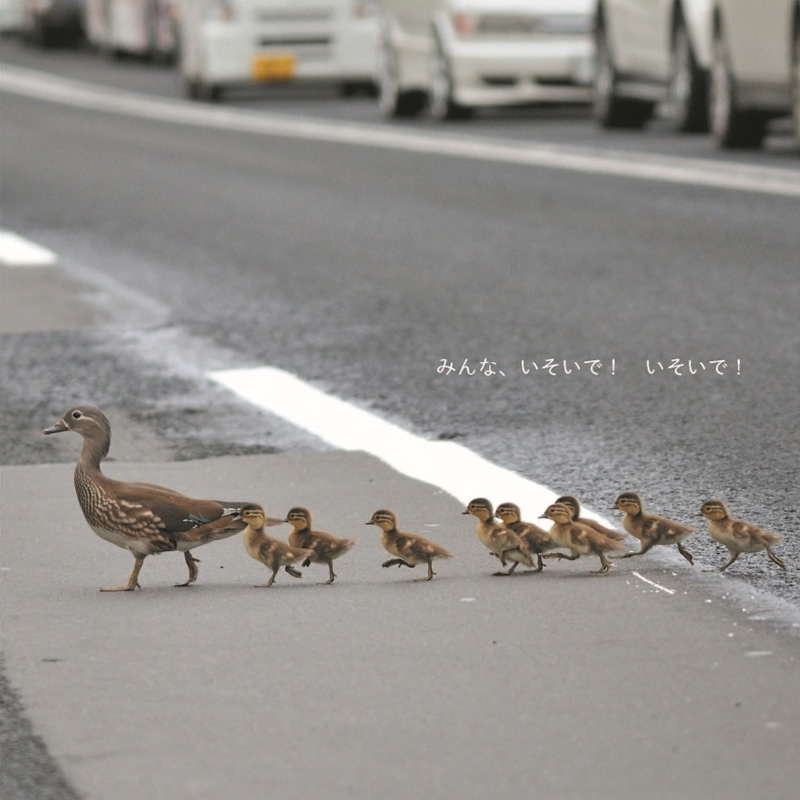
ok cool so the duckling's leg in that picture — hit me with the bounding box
[100,556,145,592]
[174,551,200,587]
[493,559,519,576]
[765,545,787,570]
[285,565,303,579]
[590,553,612,575]
[414,560,435,581]
[676,543,694,565]
[318,558,336,585]
[382,558,414,569]
[543,552,579,561]
[613,540,654,559]
[704,550,739,573]
[255,567,280,587]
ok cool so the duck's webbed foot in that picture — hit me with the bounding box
[285,565,303,579]
[175,552,200,587]
[101,557,145,592]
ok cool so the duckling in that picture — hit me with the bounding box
[698,499,787,572]
[462,498,534,575]
[241,504,315,587]
[538,502,623,575]
[555,494,626,542]
[284,506,356,584]
[495,501,557,572]
[367,509,452,581]
[611,492,694,564]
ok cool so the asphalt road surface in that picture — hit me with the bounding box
[1,35,799,800]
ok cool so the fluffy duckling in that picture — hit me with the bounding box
[495,501,557,572]
[367,509,452,581]
[538,502,624,574]
[698,499,787,572]
[241,504,315,587]
[611,492,694,564]
[284,506,356,585]
[463,498,534,575]
[555,494,626,542]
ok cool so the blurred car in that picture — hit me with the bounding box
[592,0,713,132]
[179,0,380,101]
[708,0,800,148]
[377,0,595,121]
[593,0,800,149]
[83,0,179,62]
[22,0,84,45]
[0,0,25,32]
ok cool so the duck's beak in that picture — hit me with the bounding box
[43,419,67,435]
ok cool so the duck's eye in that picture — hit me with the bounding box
[71,410,82,419]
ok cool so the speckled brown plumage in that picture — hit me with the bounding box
[698,499,786,572]
[284,506,356,584]
[368,509,452,581]
[611,492,694,564]
[495,502,557,572]
[463,498,534,575]
[44,405,252,591]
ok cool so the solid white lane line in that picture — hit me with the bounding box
[0,230,58,267]
[632,571,676,595]
[3,64,800,198]
[209,365,559,514]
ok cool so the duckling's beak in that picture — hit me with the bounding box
[609,504,619,510]
[461,509,470,515]
[43,419,68,435]
[537,513,547,519]
[693,512,705,517]
[365,521,374,525]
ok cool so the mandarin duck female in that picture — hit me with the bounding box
[284,506,356,584]
[367,509,452,581]
[44,405,254,591]
[495,501,557,572]
[241,504,315,587]
[698,499,787,572]
[463,498,534,575]
[538,502,624,575]
[611,492,694,564]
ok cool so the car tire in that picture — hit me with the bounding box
[709,23,767,149]
[429,35,472,122]
[378,35,426,118]
[593,21,655,129]
[669,20,709,132]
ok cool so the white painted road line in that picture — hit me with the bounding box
[3,64,800,198]
[210,365,561,515]
[0,230,57,267]
[632,571,677,595]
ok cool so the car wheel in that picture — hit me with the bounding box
[669,20,709,132]
[709,23,767,148]
[429,36,472,121]
[593,22,655,129]
[378,34,426,118]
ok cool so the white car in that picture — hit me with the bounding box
[179,0,380,101]
[708,0,800,148]
[592,0,714,132]
[593,0,800,148]
[377,0,595,121]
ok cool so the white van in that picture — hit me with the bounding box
[179,0,380,100]
[376,0,594,120]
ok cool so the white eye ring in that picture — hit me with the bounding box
[72,410,82,419]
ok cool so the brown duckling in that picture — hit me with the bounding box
[555,494,626,542]
[43,405,253,592]
[495,501,557,572]
[698,499,787,572]
[611,492,694,564]
[538,502,624,575]
[241,504,315,587]
[463,498,534,575]
[367,509,452,581]
[284,506,356,584]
